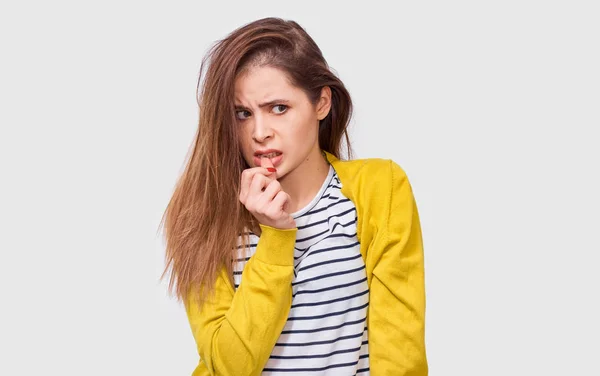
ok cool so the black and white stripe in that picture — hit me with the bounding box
[234,166,370,375]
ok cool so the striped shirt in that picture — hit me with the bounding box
[233,165,371,375]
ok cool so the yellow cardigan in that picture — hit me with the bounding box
[185,151,428,375]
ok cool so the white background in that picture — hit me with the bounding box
[1,1,598,375]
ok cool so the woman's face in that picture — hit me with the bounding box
[234,65,330,179]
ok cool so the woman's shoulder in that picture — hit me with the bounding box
[327,152,409,188]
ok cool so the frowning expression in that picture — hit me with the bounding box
[234,65,329,178]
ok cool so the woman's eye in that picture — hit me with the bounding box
[235,110,251,120]
[273,104,288,114]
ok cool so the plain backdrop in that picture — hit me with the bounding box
[1,1,598,375]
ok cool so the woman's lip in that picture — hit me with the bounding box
[254,153,283,168]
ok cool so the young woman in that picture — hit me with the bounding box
[162,17,428,376]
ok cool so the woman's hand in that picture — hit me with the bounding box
[239,157,296,230]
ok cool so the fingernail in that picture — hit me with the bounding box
[267,168,276,172]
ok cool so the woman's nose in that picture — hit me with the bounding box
[252,116,273,142]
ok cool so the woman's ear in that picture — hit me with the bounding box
[316,86,332,121]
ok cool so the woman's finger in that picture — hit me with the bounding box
[239,167,274,203]
[268,190,292,217]
[248,173,272,202]
[255,179,282,209]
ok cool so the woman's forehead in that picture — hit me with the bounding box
[234,66,301,105]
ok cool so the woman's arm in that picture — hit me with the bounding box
[369,161,428,375]
[184,224,296,376]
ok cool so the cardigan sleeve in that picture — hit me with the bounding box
[369,161,428,375]
[184,224,297,376]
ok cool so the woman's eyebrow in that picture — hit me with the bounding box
[235,99,290,110]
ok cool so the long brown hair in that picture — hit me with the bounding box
[160,17,354,305]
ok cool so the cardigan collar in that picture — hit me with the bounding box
[322,149,368,260]
[322,149,350,192]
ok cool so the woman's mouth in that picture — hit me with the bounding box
[259,152,281,158]
[254,152,283,167]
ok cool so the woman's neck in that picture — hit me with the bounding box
[278,149,330,214]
